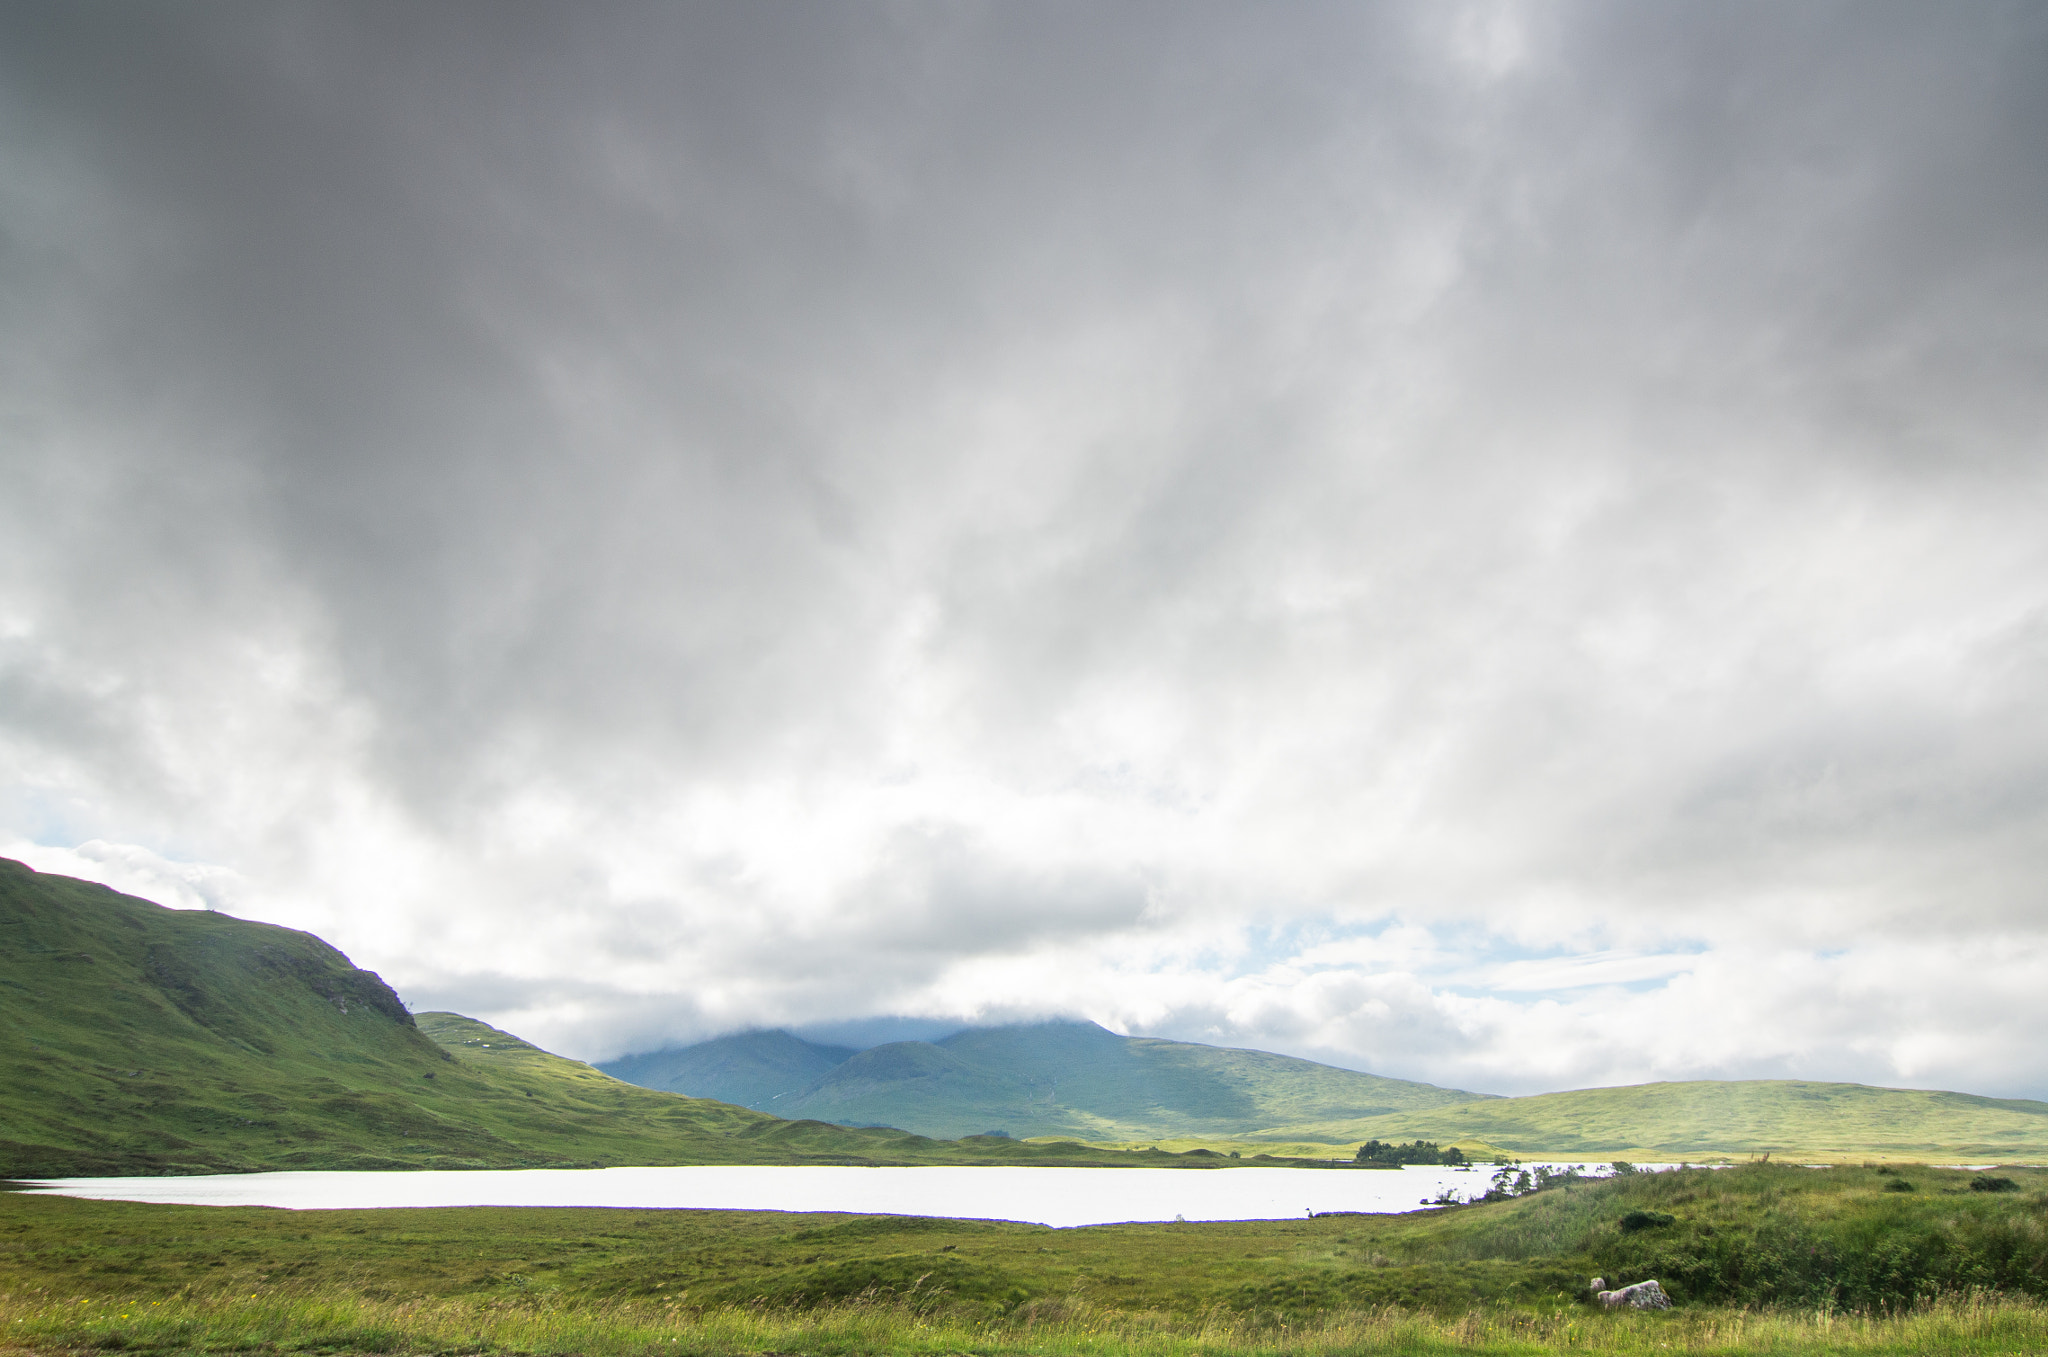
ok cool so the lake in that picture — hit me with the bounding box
[19,1163,1584,1227]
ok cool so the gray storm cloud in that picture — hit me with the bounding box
[2,1,2046,1095]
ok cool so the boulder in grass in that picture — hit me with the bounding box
[1591,1278,1671,1309]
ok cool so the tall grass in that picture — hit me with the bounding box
[8,1289,2048,1355]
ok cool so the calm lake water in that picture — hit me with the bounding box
[20,1164,1597,1227]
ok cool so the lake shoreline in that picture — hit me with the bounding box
[14,1162,1619,1226]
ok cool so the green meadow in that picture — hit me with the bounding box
[4,1162,2047,1354]
[1249,1080,2048,1165]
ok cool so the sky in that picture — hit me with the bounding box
[3,1,2047,1100]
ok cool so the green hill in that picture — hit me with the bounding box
[600,1018,1490,1141]
[0,859,1213,1176]
[605,1015,2048,1164]
[602,1029,858,1112]
[21,854,2040,1170]
[1261,1078,2048,1162]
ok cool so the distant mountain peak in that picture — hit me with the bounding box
[600,1015,1484,1141]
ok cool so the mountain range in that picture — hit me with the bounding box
[600,1023,1488,1142]
[605,1021,2048,1162]
[9,855,2048,1170]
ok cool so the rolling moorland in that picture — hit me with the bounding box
[4,1162,2048,1354]
[1256,1080,2048,1165]
[0,859,1216,1177]
[605,1027,2048,1165]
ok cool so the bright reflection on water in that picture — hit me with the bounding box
[14,1164,1613,1227]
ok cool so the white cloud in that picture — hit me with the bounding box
[1454,950,1704,994]
[3,3,2046,1100]
[4,838,246,914]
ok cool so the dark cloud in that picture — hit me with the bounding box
[3,1,2046,1092]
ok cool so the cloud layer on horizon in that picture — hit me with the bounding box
[3,1,2047,1097]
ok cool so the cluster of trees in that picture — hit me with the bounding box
[1479,1163,1586,1201]
[1354,1138,1467,1165]
[1418,1160,1609,1207]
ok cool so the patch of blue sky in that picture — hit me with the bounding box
[1437,947,1711,999]
[1251,917,1717,1001]
[1223,918,1340,975]
[3,785,102,850]
[1197,915,1436,979]
[1144,912,1719,1010]
[1,787,224,871]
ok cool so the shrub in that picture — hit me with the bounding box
[1617,1210,1676,1233]
[1971,1175,2021,1193]
[1586,1163,2048,1312]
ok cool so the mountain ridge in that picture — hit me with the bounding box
[14,855,2046,1167]
[599,1018,1492,1141]
[0,859,1222,1175]
[1258,1076,2048,1161]
[602,1029,858,1113]
[604,1026,2048,1163]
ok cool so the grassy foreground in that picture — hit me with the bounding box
[4,1162,2047,1353]
[9,1289,2048,1356]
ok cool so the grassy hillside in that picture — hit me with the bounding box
[0,859,1227,1175]
[22,853,2039,1171]
[603,1019,1488,1141]
[1258,1079,2048,1162]
[607,1019,2048,1162]
[3,1161,2046,1356]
